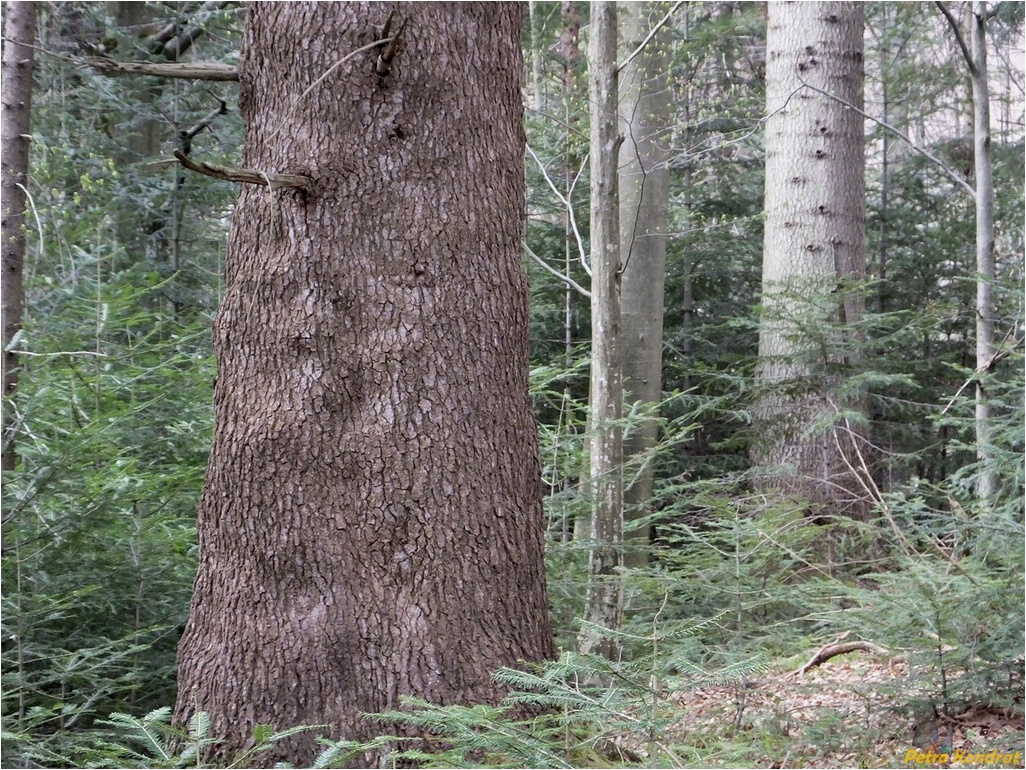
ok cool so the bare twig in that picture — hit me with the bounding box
[827,405,911,551]
[15,350,107,358]
[935,1,976,74]
[524,243,591,298]
[526,143,591,276]
[940,327,1021,415]
[376,16,407,76]
[791,77,976,199]
[173,150,311,189]
[829,411,983,587]
[158,1,232,61]
[179,96,228,150]
[617,0,686,73]
[14,183,44,266]
[266,36,395,142]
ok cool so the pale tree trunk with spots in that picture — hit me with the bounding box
[578,0,624,659]
[2,1,36,472]
[753,2,870,521]
[173,4,554,766]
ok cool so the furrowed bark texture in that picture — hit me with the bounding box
[2,1,36,472]
[754,2,869,520]
[618,1,670,566]
[578,0,623,660]
[173,4,554,766]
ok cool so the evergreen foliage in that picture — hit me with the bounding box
[1,2,1022,767]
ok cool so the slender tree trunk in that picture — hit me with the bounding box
[680,3,695,382]
[618,1,670,567]
[2,1,37,472]
[174,5,554,766]
[969,1,996,504]
[753,2,870,521]
[877,7,890,315]
[529,0,545,110]
[578,0,623,659]
[107,2,166,272]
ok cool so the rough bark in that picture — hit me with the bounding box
[618,1,670,567]
[173,4,554,766]
[2,1,36,472]
[578,0,623,659]
[753,2,870,521]
[968,1,996,504]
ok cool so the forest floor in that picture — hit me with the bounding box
[647,651,1025,768]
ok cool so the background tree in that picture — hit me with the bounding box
[1,4,241,764]
[172,4,554,765]
[617,1,671,566]
[2,0,37,471]
[577,0,623,659]
[752,1,869,520]
[937,0,998,503]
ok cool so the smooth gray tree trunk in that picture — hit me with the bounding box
[618,1,670,567]
[969,1,996,504]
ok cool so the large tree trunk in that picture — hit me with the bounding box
[968,1,996,504]
[618,1,670,567]
[174,5,554,766]
[2,1,36,472]
[753,2,869,521]
[578,0,623,659]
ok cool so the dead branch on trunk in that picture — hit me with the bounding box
[173,150,310,189]
[82,57,238,81]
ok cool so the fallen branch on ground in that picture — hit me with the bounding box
[789,632,890,677]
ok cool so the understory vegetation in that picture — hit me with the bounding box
[2,2,1024,768]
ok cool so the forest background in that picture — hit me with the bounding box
[1,2,1024,768]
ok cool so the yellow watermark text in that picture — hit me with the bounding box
[904,748,1023,766]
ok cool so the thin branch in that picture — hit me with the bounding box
[526,106,588,140]
[935,1,977,74]
[158,1,232,61]
[827,406,910,551]
[179,96,228,149]
[829,409,984,588]
[617,0,686,73]
[524,243,591,298]
[267,36,396,142]
[376,17,407,76]
[526,143,591,277]
[82,57,238,81]
[16,350,108,358]
[148,3,205,47]
[14,183,45,267]
[792,78,977,199]
[940,327,1022,415]
[173,150,311,189]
